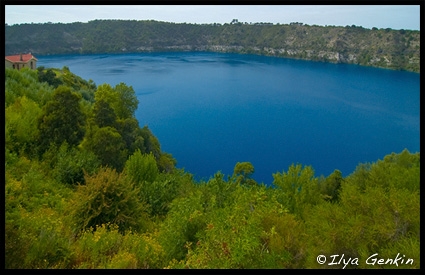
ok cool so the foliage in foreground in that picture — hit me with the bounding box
[5,67,420,269]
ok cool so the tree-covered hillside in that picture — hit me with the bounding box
[5,20,420,72]
[5,67,420,269]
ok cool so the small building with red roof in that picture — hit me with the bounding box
[5,53,38,70]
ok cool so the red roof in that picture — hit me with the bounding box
[5,53,38,63]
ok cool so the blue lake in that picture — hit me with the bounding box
[38,52,420,185]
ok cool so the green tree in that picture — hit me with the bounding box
[37,67,62,88]
[81,125,127,171]
[157,152,177,173]
[94,82,139,120]
[125,149,159,184]
[94,83,116,107]
[319,169,343,202]
[92,99,117,128]
[5,96,42,156]
[272,164,321,217]
[233,162,257,186]
[140,126,162,159]
[37,86,86,154]
[113,82,139,119]
[115,117,146,154]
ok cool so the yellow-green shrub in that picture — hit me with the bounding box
[71,223,165,269]
[69,167,150,234]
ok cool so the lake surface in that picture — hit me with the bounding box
[38,52,420,185]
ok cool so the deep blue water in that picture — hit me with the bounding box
[38,52,420,185]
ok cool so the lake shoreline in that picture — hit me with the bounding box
[36,49,421,74]
[38,52,420,185]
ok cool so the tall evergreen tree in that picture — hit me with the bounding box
[37,86,86,154]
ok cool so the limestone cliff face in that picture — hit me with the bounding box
[184,45,401,70]
[5,20,420,72]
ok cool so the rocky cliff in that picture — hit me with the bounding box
[5,20,420,72]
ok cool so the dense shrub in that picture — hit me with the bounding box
[81,125,128,171]
[5,67,53,107]
[69,167,150,234]
[5,96,42,156]
[5,158,73,269]
[71,223,164,269]
[304,150,420,269]
[53,142,100,185]
[125,149,159,184]
[159,191,206,262]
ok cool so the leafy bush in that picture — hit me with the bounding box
[259,210,306,268]
[5,158,73,269]
[5,67,53,107]
[69,167,150,234]
[159,191,206,262]
[125,149,159,184]
[273,164,322,217]
[304,150,420,269]
[81,125,128,171]
[71,223,164,269]
[53,142,100,185]
[233,162,257,186]
[5,96,42,156]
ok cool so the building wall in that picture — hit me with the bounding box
[5,58,37,70]
[5,59,14,68]
[29,59,37,69]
